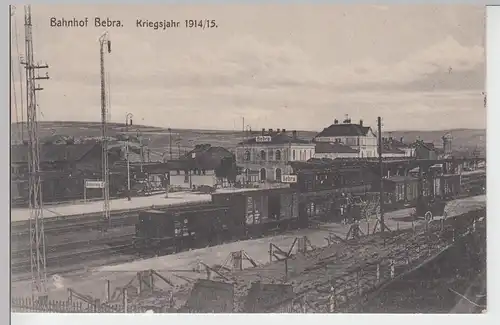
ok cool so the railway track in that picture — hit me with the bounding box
[11,244,138,282]
[11,199,214,237]
[11,233,134,260]
[11,214,137,238]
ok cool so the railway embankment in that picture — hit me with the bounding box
[352,221,486,313]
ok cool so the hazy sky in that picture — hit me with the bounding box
[10,4,486,131]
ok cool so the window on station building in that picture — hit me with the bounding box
[260,150,266,161]
[275,168,282,182]
[260,168,267,181]
[244,150,251,161]
[275,150,281,161]
[292,150,296,160]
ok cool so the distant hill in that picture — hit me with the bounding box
[10,121,485,158]
[381,129,486,154]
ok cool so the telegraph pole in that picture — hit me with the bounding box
[377,117,385,233]
[136,129,144,172]
[21,4,49,301]
[125,113,133,201]
[99,32,111,228]
[168,128,173,160]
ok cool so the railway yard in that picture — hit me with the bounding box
[11,192,486,313]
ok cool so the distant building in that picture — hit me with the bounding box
[313,142,359,159]
[313,117,378,158]
[235,128,315,183]
[10,143,122,204]
[380,136,415,158]
[442,133,453,158]
[167,144,235,189]
[412,140,439,160]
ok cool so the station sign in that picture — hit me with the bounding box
[281,175,298,183]
[255,136,272,143]
[85,180,105,189]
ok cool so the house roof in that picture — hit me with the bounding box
[315,142,359,154]
[410,140,436,151]
[384,175,418,183]
[383,137,409,149]
[167,144,234,170]
[381,145,406,154]
[239,132,310,145]
[185,279,234,313]
[315,123,371,138]
[243,282,294,312]
[11,143,100,164]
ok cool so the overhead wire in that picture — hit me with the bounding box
[13,10,25,142]
[11,56,20,141]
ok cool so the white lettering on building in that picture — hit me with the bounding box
[255,136,272,143]
[281,174,298,183]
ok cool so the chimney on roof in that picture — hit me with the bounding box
[334,119,339,124]
[282,128,286,133]
[261,128,265,135]
[388,132,393,141]
[268,128,273,134]
[359,119,363,126]
[292,130,297,139]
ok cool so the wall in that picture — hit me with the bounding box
[381,152,407,158]
[240,165,294,182]
[236,144,315,164]
[314,152,359,159]
[314,135,378,158]
[169,170,217,189]
[236,143,314,183]
[314,135,376,146]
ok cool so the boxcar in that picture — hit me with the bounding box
[133,203,231,254]
[436,174,461,200]
[212,187,300,238]
[373,176,419,210]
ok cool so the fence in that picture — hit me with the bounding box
[261,210,485,313]
[11,297,149,313]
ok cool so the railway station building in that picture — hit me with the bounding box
[235,129,315,184]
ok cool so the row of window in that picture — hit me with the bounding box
[243,149,314,161]
[243,168,282,181]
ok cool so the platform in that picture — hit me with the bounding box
[10,187,270,223]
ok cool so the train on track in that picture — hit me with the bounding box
[133,159,486,254]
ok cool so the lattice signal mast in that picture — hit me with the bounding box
[99,32,111,228]
[21,4,49,300]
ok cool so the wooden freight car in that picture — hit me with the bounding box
[291,164,372,193]
[372,175,419,210]
[434,174,461,200]
[212,187,300,238]
[133,203,231,254]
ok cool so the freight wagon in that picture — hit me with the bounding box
[212,187,300,237]
[133,161,484,255]
[460,170,486,195]
[133,203,232,254]
[134,188,300,254]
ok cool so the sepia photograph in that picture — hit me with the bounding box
[9,3,487,314]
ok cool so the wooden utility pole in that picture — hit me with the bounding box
[99,31,112,228]
[168,128,173,160]
[377,117,385,232]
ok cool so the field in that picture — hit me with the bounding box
[11,121,486,160]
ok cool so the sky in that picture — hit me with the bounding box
[9,4,486,131]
